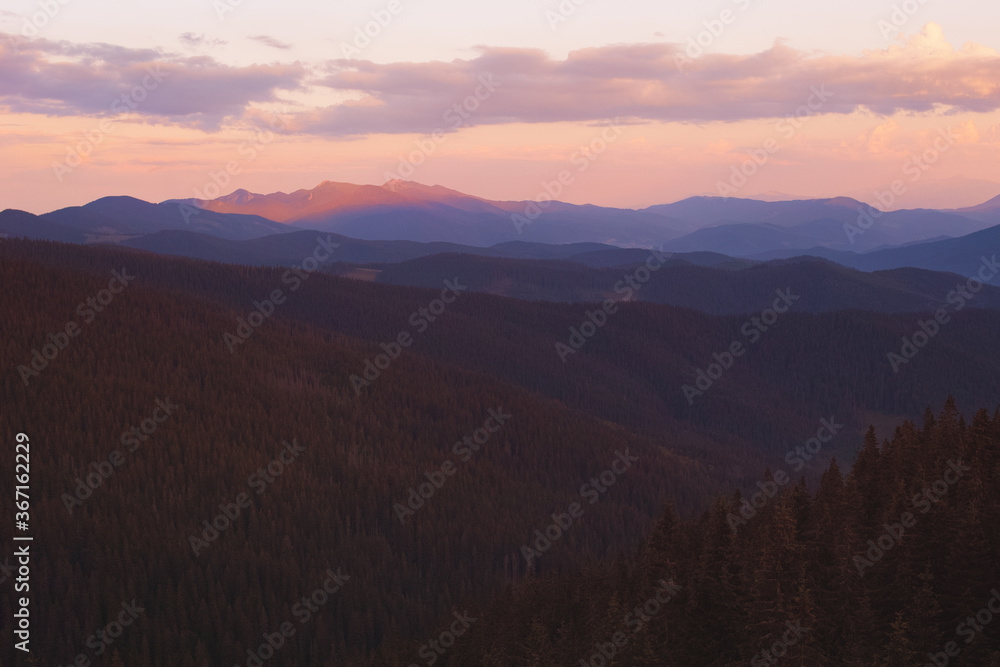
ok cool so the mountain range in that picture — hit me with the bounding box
[170,179,696,247]
[4,179,1000,296]
[6,179,997,252]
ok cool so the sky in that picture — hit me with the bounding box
[2,0,999,213]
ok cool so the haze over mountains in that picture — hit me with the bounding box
[167,178,999,252]
[737,176,1000,210]
[656,196,989,255]
[0,195,287,243]
[364,254,1000,314]
[4,178,999,253]
[170,179,696,247]
[4,180,1000,299]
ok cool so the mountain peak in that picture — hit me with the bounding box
[213,189,256,204]
[961,192,1000,212]
[382,179,413,191]
[381,179,442,195]
[823,196,866,208]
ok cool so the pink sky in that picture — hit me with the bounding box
[2,21,1000,213]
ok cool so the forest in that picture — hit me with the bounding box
[1,238,998,665]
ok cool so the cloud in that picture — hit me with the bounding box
[179,33,228,49]
[249,35,293,50]
[1,23,997,137]
[294,23,1000,136]
[0,35,304,129]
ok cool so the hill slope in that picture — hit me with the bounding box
[39,196,289,240]
[365,253,1000,314]
[4,238,1000,664]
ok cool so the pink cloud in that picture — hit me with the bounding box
[0,35,304,128]
[299,24,999,135]
[1,23,997,137]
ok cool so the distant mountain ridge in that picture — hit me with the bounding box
[38,196,288,240]
[171,179,695,247]
[4,182,1000,280]
[108,228,1000,316]
[172,180,1000,251]
[656,196,988,255]
[366,253,1000,314]
[759,223,1000,278]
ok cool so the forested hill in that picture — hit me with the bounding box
[365,252,1000,315]
[434,400,1000,667]
[2,238,1000,665]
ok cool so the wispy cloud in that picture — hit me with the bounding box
[296,24,1000,135]
[1,23,997,137]
[0,35,303,128]
[249,35,293,50]
[179,33,228,49]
